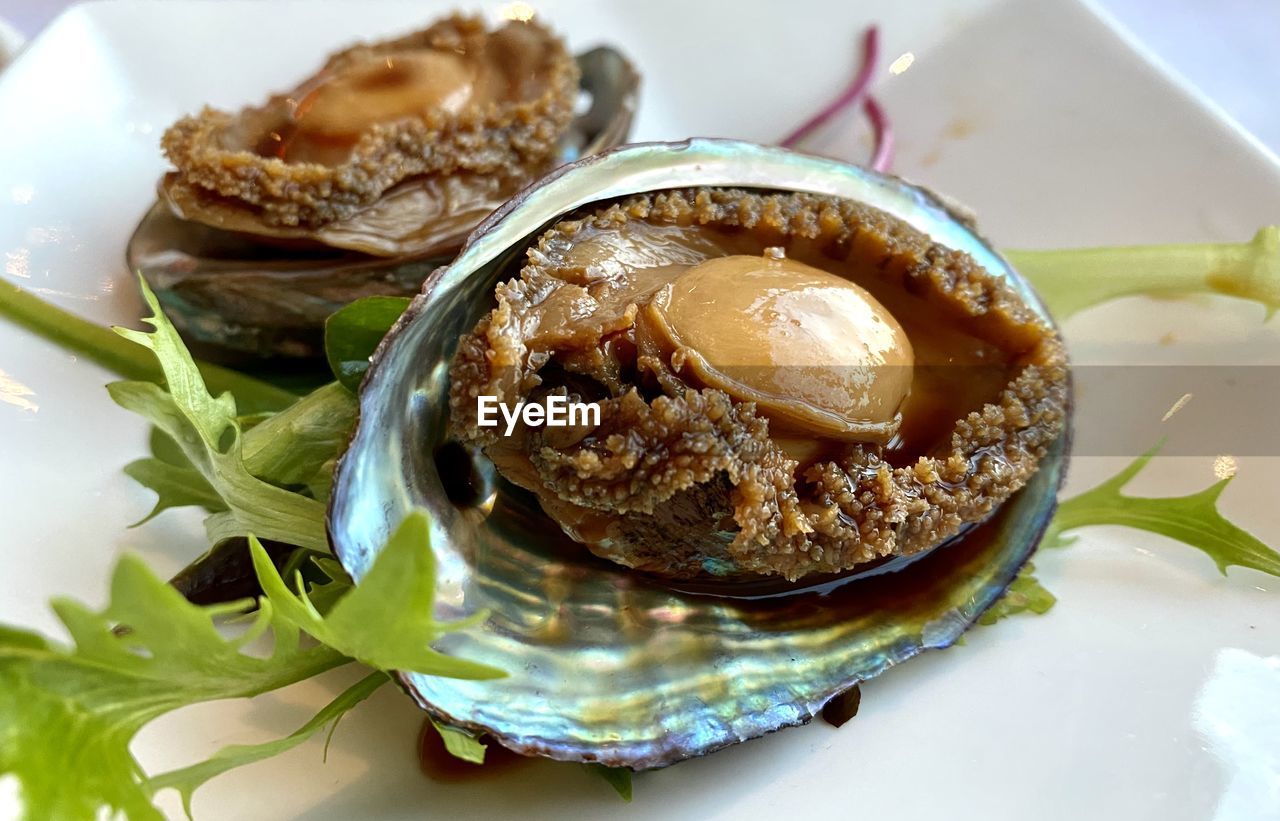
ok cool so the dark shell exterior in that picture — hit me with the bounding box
[327,139,1071,769]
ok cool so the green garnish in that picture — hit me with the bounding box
[429,719,489,765]
[1007,226,1280,319]
[123,444,224,525]
[250,519,502,679]
[0,278,296,413]
[985,441,1280,627]
[324,295,413,392]
[1045,443,1280,576]
[0,556,345,821]
[0,499,493,818]
[107,280,329,550]
[586,765,634,801]
[986,227,1279,623]
[238,381,357,487]
[147,672,390,816]
[0,281,498,819]
[978,562,1057,625]
[0,507,495,821]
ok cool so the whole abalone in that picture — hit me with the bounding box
[127,14,638,361]
[447,187,1068,581]
[329,140,1071,768]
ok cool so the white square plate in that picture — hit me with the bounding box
[2,1,1278,819]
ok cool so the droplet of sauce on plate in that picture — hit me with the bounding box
[821,683,862,728]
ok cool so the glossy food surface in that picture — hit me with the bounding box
[652,252,915,437]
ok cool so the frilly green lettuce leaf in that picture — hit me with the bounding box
[429,718,488,765]
[1045,443,1280,577]
[0,556,348,821]
[145,672,389,818]
[0,277,296,413]
[978,562,1056,626]
[0,508,498,820]
[239,381,357,489]
[304,457,338,504]
[107,279,329,550]
[985,441,1280,628]
[324,295,412,392]
[250,511,504,680]
[121,381,354,565]
[123,456,225,525]
[586,764,634,801]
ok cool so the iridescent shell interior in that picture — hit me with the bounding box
[328,140,1070,769]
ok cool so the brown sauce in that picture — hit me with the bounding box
[480,467,1042,626]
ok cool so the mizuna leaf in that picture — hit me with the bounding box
[428,719,488,765]
[324,295,412,392]
[1008,226,1280,320]
[124,382,355,537]
[1044,443,1280,577]
[585,764,634,802]
[1,509,498,819]
[123,457,225,525]
[0,558,347,821]
[145,672,389,818]
[108,279,328,550]
[239,381,358,488]
[250,510,505,680]
[978,563,1056,626]
[0,277,296,413]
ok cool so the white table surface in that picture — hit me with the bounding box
[2,0,1279,157]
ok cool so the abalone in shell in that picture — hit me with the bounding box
[127,14,638,361]
[328,140,1071,769]
[448,188,1068,580]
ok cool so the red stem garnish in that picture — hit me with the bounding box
[862,95,894,172]
[779,26,880,150]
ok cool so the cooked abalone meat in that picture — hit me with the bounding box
[449,188,1069,580]
[127,14,638,360]
[159,15,580,257]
